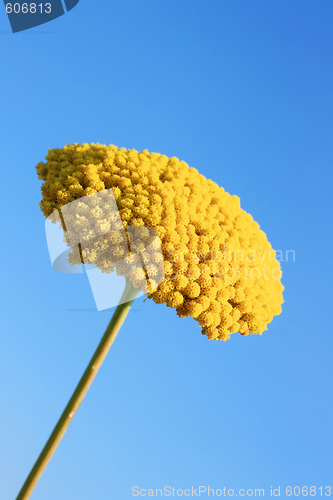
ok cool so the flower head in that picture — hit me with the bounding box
[37,143,284,340]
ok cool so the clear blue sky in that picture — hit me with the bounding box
[1,1,332,499]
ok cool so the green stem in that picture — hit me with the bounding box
[16,279,138,500]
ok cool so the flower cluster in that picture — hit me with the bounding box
[37,143,284,340]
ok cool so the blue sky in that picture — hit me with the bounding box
[0,1,332,499]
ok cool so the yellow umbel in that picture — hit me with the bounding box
[37,143,284,340]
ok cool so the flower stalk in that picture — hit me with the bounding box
[16,278,138,500]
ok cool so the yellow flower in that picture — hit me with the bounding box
[37,143,284,341]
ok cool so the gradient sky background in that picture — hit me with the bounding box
[0,1,332,499]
